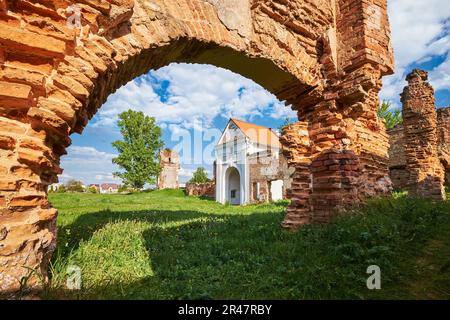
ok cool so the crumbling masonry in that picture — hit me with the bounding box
[0,0,394,294]
[388,70,449,199]
[158,149,180,190]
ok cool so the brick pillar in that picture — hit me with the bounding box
[0,116,63,296]
[280,122,312,227]
[305,99,364,224]
[401,69,446,200]
[296,67,392,224]
[437,108,450,187]
[282,67,392,228]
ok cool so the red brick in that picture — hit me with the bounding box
[0,22,66,58]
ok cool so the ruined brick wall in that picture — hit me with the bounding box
[158,149,180,189]
[290,0,394,224]
[387,126,406,169]
[279,121,312,227]
[387,125,408,190]
[185,182,215,199]
[401,70,446,200]
[437,107,450,187]
[387,100,450,192]
[248,152,293,203]
[0,0,394,294]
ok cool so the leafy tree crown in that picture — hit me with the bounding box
[189,167,211,183]
[112,110,164,190]
[377,101,403,129]
[65,179,84,192]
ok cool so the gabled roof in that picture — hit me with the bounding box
[219,118,280,148]
[100,183,120,189]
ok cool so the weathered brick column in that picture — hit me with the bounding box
[283,0,395,225]
[437,107,450,185]
[401,70,446,200]
[387,125,409,190]
[300,77,392,224]
[280,122,312,227]
[0,116,62,295]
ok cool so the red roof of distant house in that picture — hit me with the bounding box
[100,183,120,190]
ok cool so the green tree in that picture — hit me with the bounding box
[112,110,163,190]
[189,167,210,183]
[377,100,403,129]
[87,186,98,194]
[65,179,84,193]
[56,185,66,193]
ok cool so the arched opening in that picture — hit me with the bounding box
[225,167,241,205]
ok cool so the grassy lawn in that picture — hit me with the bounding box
[44,189,450,299]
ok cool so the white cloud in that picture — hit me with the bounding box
[59,146,120,185]
[380,0,450,108]
[179,166,213,183]
[179,167,196,178]
[61,2,450,185]
[92,4,450,116]
[59,146,215,185]
[93,63,296,130]
[66,146,115,160]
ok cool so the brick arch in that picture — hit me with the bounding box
[0,0,394,295]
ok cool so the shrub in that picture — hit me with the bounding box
[65,180,84,193]
[189,167,210,183]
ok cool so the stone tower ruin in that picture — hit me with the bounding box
[388,69,449,199]
[158,149,180,190]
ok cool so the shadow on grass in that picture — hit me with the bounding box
[47,195,450,300]
[56,208,225,260]
[50,207,303,299]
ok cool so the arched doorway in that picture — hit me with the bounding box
[226,167,241,205]
[0,0,394,294]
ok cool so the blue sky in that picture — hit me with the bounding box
[59,0,450,185]
[62,64,295,184]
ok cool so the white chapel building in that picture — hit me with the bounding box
[215,119,292,205]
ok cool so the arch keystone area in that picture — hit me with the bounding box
[0,0,394,294]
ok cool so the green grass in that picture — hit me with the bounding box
[44,189,450,299]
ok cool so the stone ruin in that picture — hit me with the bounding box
[0,0,395,294]
[248,148,293,203]
[438,108,450,187]
[185,182,215,198]
[158,149,180,190]
[388,70,449,199]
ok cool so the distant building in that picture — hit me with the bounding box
[48,183,64,192]
[100,183,120,194]
[215,119,292,205]
[158,149,180,189]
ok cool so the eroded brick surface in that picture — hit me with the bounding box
[437,107,450,185]
[185,182,215,198]
[396,70,446,199]
[158,149,180,190]
[0,0,394,295]
[387,70,448,195]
